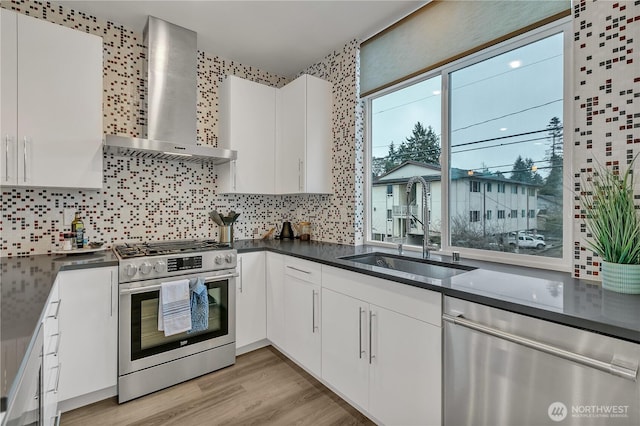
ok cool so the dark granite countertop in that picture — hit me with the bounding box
[2,239,639,412]
[233,239,640,344]
[1,250,118,410]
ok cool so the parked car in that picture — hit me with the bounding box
[509,235,546,249]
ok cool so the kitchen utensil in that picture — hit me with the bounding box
[209,211,224,226]
[280,222,294,239]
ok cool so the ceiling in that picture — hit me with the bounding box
[53,1,426,78]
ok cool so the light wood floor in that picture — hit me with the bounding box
[61,346,374,426]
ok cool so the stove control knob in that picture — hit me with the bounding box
[225,253,235,264]
[139,262,152,275]
[154,261,166,273]
[125,264,138,277]
[215,255,224,265]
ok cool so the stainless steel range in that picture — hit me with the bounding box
[114,240,237,403]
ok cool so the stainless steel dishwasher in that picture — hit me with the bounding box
[443,297,640,426]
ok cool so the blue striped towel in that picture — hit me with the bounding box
[189,277,209,333]
[157,279,192,336]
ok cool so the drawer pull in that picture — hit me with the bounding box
[286,265,311,274]
[47,300,61,319]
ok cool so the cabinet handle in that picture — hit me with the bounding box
[54,412,62,426]
[110,270,114,317]
[48,363,62,394]
[286,265,311,274]
[47,332,61,356]
[312,290,318,333]
[238,257,244,293]
[47,300,61,319]
[298,159,303,191]
[358,307,365,359]
[4,135,10,181]
[23,137,28,183]
[369,311,376,364]
[232,160,237,191]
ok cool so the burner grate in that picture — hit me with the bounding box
[114,239,231,259]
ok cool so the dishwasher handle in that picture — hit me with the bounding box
[443,313,638,382]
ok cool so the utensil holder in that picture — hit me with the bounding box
[219,225,233,243]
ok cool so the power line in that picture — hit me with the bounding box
[450,99,562,133]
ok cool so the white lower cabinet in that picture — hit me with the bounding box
[57,267,118,408]
[282,257,322,377]
[266,252,285,347]
[368,304,441,426]
[236,252,267,350]
[321,265,442,426]
[321,288,369,409]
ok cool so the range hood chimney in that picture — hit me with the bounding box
[104,16,236,164]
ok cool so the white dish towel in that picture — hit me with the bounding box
[157,279,192,336]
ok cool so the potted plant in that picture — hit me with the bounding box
[581,158,640,294]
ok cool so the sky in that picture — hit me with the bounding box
[371,32,564,179]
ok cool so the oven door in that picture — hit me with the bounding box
[119,270,237,376]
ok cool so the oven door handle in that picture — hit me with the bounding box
[120,272,239,295]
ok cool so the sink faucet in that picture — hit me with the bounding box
[406,176,431,259]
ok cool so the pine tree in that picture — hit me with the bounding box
[540,117,563,195]
[510,155,542,184]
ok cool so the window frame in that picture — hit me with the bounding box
[363,17,573,272]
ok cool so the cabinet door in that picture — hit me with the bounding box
[321,288,369,410]
[0,9,18,186]
[276,76,305,194]
[304,75,332,194]
[283,275,321,376]
[368,305,442,426]
[266,252,285,347]
[219,76,276,194]
[236,252,267,349]
[17,13,103,189]
[58,267,118,402]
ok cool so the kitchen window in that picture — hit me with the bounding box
[366,19,570,270]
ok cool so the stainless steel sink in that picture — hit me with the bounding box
[340,252,475,280]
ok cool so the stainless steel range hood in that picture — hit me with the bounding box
[104,16,236,164]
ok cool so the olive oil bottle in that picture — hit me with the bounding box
[71,212,84,249]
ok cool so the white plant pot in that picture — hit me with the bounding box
[601,261,640,294]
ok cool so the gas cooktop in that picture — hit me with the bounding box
[114,239,231,259]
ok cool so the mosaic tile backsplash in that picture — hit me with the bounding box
[1,0,639,284]
[572,0,640,279]
[0,0,360,256]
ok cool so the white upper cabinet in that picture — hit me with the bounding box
[276,74,332,194]
[218,74,332,195]
[0,10,103,189]
[218,75,277,194]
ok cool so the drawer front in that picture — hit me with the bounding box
[322,265,442,327]
[284,256,321,285]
